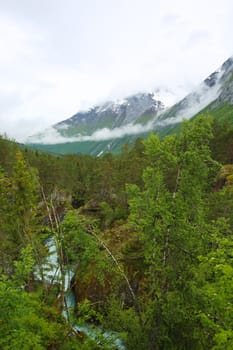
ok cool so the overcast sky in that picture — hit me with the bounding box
[1,0,233,142]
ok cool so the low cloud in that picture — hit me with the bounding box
[27,121,156,144]
[154,72,223,128]
[26,66,226,145]
[1,0,233,141]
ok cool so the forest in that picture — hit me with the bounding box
[1,115,233,349]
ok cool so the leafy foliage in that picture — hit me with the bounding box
[1,115,233,349]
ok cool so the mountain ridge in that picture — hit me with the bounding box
[27,56,233,155]
[28,92,166,143]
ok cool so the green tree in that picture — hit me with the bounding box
[127,117,220,349]
[11,151,40,241]
[0,252,66,350]
[0,151,46,282]
[193,218,233,349]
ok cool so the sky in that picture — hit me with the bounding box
[0,0,233,142]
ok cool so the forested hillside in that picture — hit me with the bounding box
[1,115,233,349]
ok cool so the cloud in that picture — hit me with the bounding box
[27,68,223,146]
[27,121,156,144]
[1,0,233,141]
[155,71,224,128]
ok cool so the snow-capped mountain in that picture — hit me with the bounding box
[27,56,233,155]
[152,57,233,130]
[27,92,165,144]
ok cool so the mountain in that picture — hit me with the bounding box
[153,57,233,133]
[27,57,233,156]
[56,92,165,135]
[27,92,166,155]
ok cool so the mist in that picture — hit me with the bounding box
[154,71,223,128]
[1,0,233,140]
[27,121,156,144]
[27,66,225,145]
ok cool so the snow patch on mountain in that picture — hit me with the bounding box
[26,77,222,145]
[26,57,233,149]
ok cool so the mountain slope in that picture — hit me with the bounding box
[153,57,233,131]
[27,92,164,140]
[56,92,164,135]
[27,57,233,156]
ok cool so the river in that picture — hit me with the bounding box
[37,236,125,350]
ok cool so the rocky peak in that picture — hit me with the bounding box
[221,57,233,73]
[55,92,165,136]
